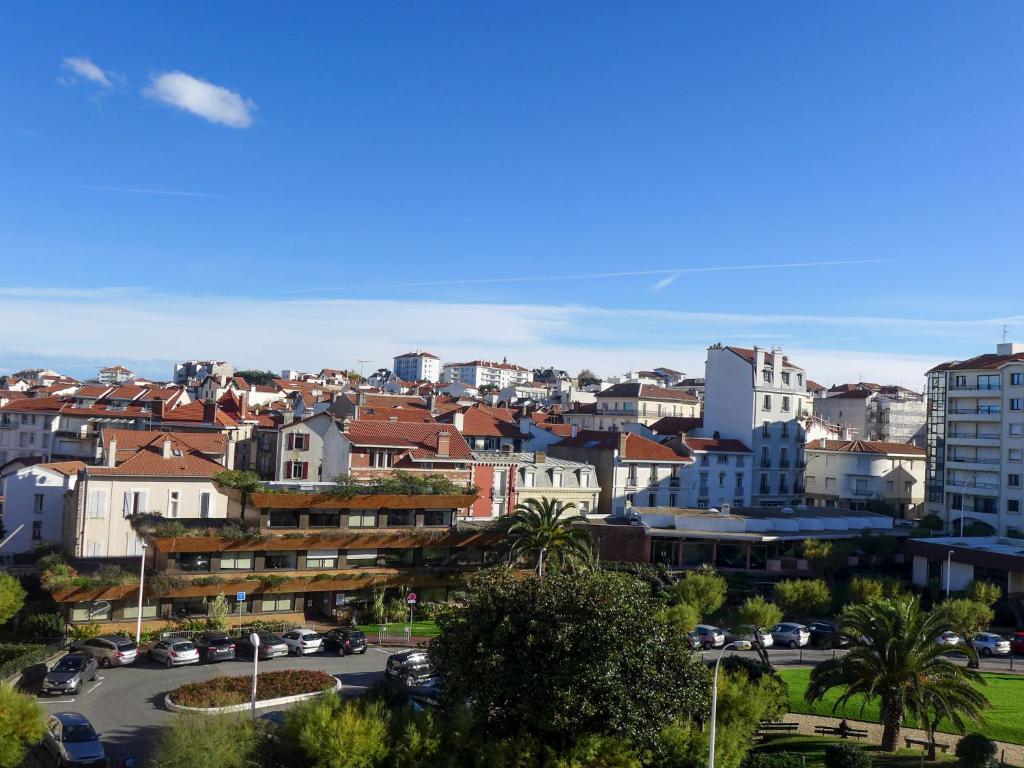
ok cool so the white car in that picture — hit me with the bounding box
[770,623,810,649]
[973,632,1011,657]
[936,631,962,648]
[726,625,774,648]
[693,624,726,649]
[149,639,200,668]
[282,628,323,655]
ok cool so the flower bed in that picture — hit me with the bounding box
[168,669,336,708]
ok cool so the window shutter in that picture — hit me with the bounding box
[286,433,295,450]
[301,462,309,479]
[122,492,132,517]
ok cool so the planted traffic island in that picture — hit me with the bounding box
[164,669,340,713]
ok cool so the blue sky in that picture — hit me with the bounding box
[2,2,1023,385]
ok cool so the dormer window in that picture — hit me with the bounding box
[522,470,535,487]
[578,470,590,488]
[550,470,562,487]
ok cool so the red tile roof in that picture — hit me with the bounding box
[648,416,703,435]
[806,439,925,456]
[160,401,240,427]
[597,382,698,402]
[438,405,527,438]
[683,437,751,453]
[928,352,1024,373]
[75,385,113,399]
[555,429,691,463]
[358,407,437,423]
[88,433,228,477]
[102,429,228,461]
[725,346,804,372]
[0,396,67,412]
[344,421,472,460]
[102,384,147,401]
[36,461,87,477]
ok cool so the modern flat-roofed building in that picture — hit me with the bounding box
[393,351,442,384]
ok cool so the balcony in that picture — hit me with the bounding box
[779,460,790,468]
[669,477,681,488]
[759,460,772,469]
[945,480,1000,497]
[950,384,1002,392]
[0,420,16,429]
[56,428,95,439]
[947,456,1000,469]
[948,431,1000,444]
[948,407,1001,421]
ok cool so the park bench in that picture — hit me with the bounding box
[904,737,950,754]
[756,722,799,739]
[814,723,868,740]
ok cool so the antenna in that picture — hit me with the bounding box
[357,360,373,377]
[1003,324,1010,343]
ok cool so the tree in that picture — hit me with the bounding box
[213,470,263,518]
[966,581,1001,607]
[0,573,26,626]
[807,598,988,753]
[205,593,230,631]
[670,567,728,617]
[233,370,278,385]
[499,497,594,574]
[150,712,265,768]
[0,684,46,768]
[802,539,850,583]
[280,694,389,768]
[577,369,601,387]
[943,598,994,668]
[658,602,702,636]
[430,569,711,752]
[847,576,907,606]
[773,579,831,618]
[736,596,783,630]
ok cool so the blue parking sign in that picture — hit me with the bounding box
[236,591,246,602]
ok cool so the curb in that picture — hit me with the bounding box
[164,676,342,714]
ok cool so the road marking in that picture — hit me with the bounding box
[371,647,412,655]
[41,698,76,704]
[85,680,103,694]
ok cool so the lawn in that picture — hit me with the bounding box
[778,668,1024,745]
[752,735,955,768]
[356,620,440,638]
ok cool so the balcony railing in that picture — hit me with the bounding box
[0,421,16,429]
[669,477,681,488]
[759,460,772,468]
[948,457,1000,465]
[947,480,1000,489]
[949,407,1001,414]
[949,432,1000,439]
[779,460,790,468]
[950,384,1001,391]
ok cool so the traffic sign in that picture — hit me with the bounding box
[407,592,417,604]
[236,591,246,602]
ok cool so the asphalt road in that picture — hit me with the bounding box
[700,645,1024,673]
[32,644,405,767]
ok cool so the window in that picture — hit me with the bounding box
[268,509,299,528]
[825,477,835,490]
[797,374,804,386]
[308,510,340,527]
[782,396,791,412]
[1008,499,1021,514]
[32,521,42,540]
[699,472,708,490]
[288,461,308,479]
[648,493,656,506]
[855,478,869,494]
[220,552,254,570]
[19,432,34,447]
[760,447,771,467]
[626,493,635,506]
[122,598,158,620]
[762,421,771,437]
[1012,373,1023,386]
[1012,424,1024,437]
[978,375,1000,390]
[1012,399,1023,412]
[387,510,413,526]
[262,594,293,612]
[954,375,967,387]
[762,395,772,410]
[423,510,446,526]
[33,493,44,514]
[551,470,563,487]
[762,370,773,383]
[86,541,103,557]
[345,548,377,567]
[950,493,963,510]
[199,492,212,518]
[782,372,790,385]
[71,601,111,622]
[168,491,180,518]
[306,549,338,569]
[371,449,392,468]
[294,433,309,451]
[264,551,297,569]
[1010,474,1021,488]
[348,511,377,528]
[1011,448,1022,463]
[736,472,744,489]
[668,493,677,507]
[718,472,725,487]
[122,490,146,517]
[579,470,590,487]
[522,470,535,488]
[759,474,769,494]
[781,422,789,438]
[422,547,449,567]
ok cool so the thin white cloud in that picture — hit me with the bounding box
[651,273,679,292]
[41,182,222,199]
[143,72,255,128]
[62,57,113,87]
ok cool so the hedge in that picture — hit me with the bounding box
[0,642,60,680]
[168,669,336,708]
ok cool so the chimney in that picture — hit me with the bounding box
[452,411,465,432]
[618,432,628,455]
[819,438,827,449]
[535,450,546,464]
[151,397,165,420]
[713,430,720,440]
[107,437,117,467]
[162,438,173,459]
[437,430,451,457]
[239,392,250,420]
[202,400,218,423]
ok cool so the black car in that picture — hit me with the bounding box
[195,632,237,663]
[231,632,289,660]
[42,653,99,696]
[385,650,436,688]
[322,629,367,656]
[806,621,849,649]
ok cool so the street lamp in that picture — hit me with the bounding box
[250,631,261,719]
[537,547,548,579]
[945,549,953,598]
[134,543,147,646]
[708,640,752,768]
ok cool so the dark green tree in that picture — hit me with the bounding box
[430,569,711,752]
[233,370,278,385]
[0,573,26,626]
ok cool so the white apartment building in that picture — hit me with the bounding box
[804,439,926,518]
[442,359,531,389]
[173,360,234,386]
[564,382,700,432]
[925,342,1024,537]
[97,365,134,385]
[393,351,442,383]
[0,461,83,555]
[701,345,808,506]
[813,384,927,446]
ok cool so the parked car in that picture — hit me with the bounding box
[232,631,289,660]
[322,628,368,655]
[936,630,962,648]
[149,639,201,668]
[385,650,436,688]
[806,621,849,649]
[770,623,810,649]
[71,635,138,668]
[725,625,774,648]
[42,712,106,767]
[685,631,703,651]
[281,628,323,656]
[1010,632,1024,655]
[195,632,236,663]
[42,654,98,696]
[693,624,726,650]
[973,632,1011,657]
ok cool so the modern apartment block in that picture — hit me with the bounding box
[812,383,926,446]
[925,342,1024,536]
[173,360,234,386]
[393,351,442,383]
[701,345,808,506]
[442,359,531,389]
[97,365,134,385]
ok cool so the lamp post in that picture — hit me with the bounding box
[250,631,261,719]
[945,549,953,598]
[708,641,752,768]
[537,547,548,579]
[134,543,147,646]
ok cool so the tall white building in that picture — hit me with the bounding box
[925,342,1024,536]
[97,365,134,385]
[813,383,926,446]
[442,359,531,389]
[701,345,808,506]
[393,351,442,383]
[173,360,234,386]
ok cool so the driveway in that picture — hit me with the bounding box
[32,644,404,767]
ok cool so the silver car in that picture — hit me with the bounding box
[693,624,726,650]
[726,625,774,649]
[42,653,99,696]
[150,639,201,668]
[42,712,106,767]
[771,623,810,649]
[973,632,1011,657]
[936,630,962,648]
[72,635,138,668]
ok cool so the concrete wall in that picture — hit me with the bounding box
[0,466,76,554]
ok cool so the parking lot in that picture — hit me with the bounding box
[32,644,407,767]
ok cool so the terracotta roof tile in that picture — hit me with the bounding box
[597,382,698,402]
[102,429,228,461]
[806,439,925,456]
[683,437,751,453]
[555,429,691,463]
[725,346,804,372]
[88,433,228,477]
[928,352,1024,373]
[345,421,472,460]
[649,416,703,435]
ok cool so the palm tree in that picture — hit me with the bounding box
[499,497,594,576]
[806,597,988,753]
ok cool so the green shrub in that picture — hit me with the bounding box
[824,742,872,768]
[259,574,288,589]
[280,694,390,768]
[741,752,805,768]
[955,733,998,768]
[0,644,52,680]
[68,622,101,641]
[169,669,335,708]
[918,513,944,531]
[149,712,265,768]
[0,573,27,625]
[0,683,46,768]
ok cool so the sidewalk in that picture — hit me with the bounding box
[782,713,1024,767]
